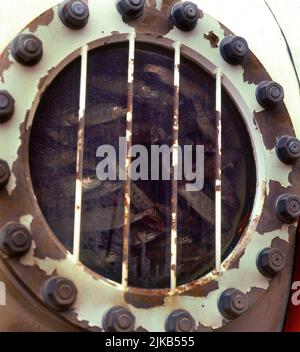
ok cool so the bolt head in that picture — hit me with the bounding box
[256,81,284,109]
[276,136,300,164]
[43,276,77,311]
[220,35,249,65]
[58,0,89,29]
[218,289,249,320]
[276,194,300,223]
[0,222,32,257]
[103,307,135,332]
[257,248,286,278]
[0,91,15,124]
[11,34,43,66]
[170,2,202,32]
[0,160,10,190]
[166,310,196,332]
[116,0,145,19]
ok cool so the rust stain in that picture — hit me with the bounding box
[37,67,55,91]
[0,117,67,261]
[204,31,219,48]
[124,292,165,309]
[0,47,13,83]
[123,0,178,36]
[254,105,295,151]
[243,52,271,85]
[27,9,55,33]
[181,280,219,298]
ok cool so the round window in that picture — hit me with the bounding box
[29,42,256,289]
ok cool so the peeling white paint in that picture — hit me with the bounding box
[0,281,6,306]
[0,0,298,332]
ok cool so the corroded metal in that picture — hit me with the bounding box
[0,0,299,332]
[73,45,88,263]
[122,31,136,290]
[170,41,181,294]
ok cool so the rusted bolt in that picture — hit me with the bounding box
[116,0,145,19]
[0,222,32,257]
[43,276,77,311]
[256,81,284,109]
[257,248,286,278]
[220,35,249,65]
[276,136,300,164]
[170,1,201,32]
[103,307,135,332]
[276,194,300,223]
[11,34,43,66]
[165,310,196,332]
[58,0,89,29]
[0,91,15,124]
[0,160,10,190]
[218,289,249,320]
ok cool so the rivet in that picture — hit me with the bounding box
[11,34,43,66]
[276,136,300,164]
[0,91,15,124]
[256,81,284,109]
[58,0,89,29]
[276,194,300,223]
[0,222,32,257]
[116,0,145,19]
[103,307,135,332]
[43,276,77,311]
[170,1,201,32]
[165,310,196,332]
[220,35,249,65]
[218,289,249,320]
[257,248,286,278]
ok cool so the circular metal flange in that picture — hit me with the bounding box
[0,0,299,332]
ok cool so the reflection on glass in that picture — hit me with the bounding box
[29,43,256,288]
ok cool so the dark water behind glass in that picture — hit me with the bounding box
[29,42,256,289]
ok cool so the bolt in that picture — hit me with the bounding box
[11,34,43,66]
[257,248,286,278]
[166,310,196,332]
[0,91,15,124]
[0,222,32,257]
[170,1,202,32]
[220,35,249,65]
[103,307,135,332]
[0,160,10,190]
[256,81,284,109]
[116,0,146,19]
[276,136,300,164]
[276,194,300,223]
[218,289,249,320]
[43,276,77,311]
[58,0,89,29]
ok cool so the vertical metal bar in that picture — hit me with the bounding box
[73,45,88,263]
[122,32,136,290]
[215,67,223,274]
[170,41,181,295]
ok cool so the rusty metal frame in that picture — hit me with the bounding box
[0,0,299,332]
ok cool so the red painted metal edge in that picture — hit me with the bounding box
[285,222,300,332]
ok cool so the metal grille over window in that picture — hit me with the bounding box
[29,36,256,291]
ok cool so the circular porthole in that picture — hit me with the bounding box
[0,0,299,332]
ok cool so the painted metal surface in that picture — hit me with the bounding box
[0,0,299,332]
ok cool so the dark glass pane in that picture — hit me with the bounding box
[80,44,128,283]
[177,56,256,285]
[29,57,81,251]
[128,44,173,288]
[29,42,256,289]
